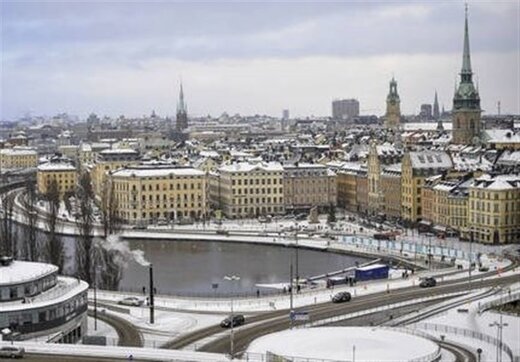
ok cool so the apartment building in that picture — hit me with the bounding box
[37,160,78,198]
[210,162,284,218]
[401,151,453,223]
[91,149,140,198]
[0,147,38,170]
[109,164,206,224]
[283,163,336,212]
[468,174,520,244]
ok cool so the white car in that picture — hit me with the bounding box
[0,346,25,358]
[118,297,144,307]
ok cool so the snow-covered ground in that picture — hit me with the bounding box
[413,283,520,361]
[87,316,119,344]
[246,327,440,362]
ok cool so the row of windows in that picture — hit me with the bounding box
[231,178,281,186]
[232,188,282,195]
[232,197,282,205]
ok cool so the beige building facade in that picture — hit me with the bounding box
[110,165,207,224]
[283,163,336,212]
[210,162,285,219]
[37,161,78,198]
[0,147,38,170]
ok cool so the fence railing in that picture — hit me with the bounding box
[478,290,520,314]
[415,322,517,362]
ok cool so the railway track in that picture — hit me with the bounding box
[440,341,477,362]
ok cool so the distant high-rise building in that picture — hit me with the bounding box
[433,91,440,120]
[332,99,359,120]
[420,104,433,120]
[176,83,188,131]
[452,6,481,145]
[384,77,401,129]
[282,109,290,120]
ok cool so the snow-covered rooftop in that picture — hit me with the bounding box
[247,327,439,361]
[220,162,283,173]
[37,162,76,172]
[0,260,58,286]
[0,147,37,156]
[112,167,205,178]
[409,151,452,169]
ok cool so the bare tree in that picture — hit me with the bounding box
[100,179,121,238]
[44,179,64,271]
[75,172,94,284]
[23,179,39,261]
[0,193,14,256]
[92,243,123,290]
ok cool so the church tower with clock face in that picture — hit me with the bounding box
[385,77,401,130]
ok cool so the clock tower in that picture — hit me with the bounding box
[385,77,401,129]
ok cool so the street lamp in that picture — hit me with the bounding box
[294,221,299,293]
[223,274,240,359]
[489,315,508,362]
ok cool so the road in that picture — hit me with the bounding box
[88,310,144,347]
[23,355,146,362]
[198,273,518,355]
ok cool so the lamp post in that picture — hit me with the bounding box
[224,274,240,359]
[489,315,508,362]
[294,221,299,293]
[149,263,154,324]
[93,269,99,331]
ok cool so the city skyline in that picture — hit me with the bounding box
[1,1,519,120]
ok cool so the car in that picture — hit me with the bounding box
[132,224,147,230]
[332,291,352,303]
[118,297,144,307]
[419,277,437,288]
[478,266,490,272]
[220,314,245,328]
[0,346,25,359]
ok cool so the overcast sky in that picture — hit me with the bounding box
[1,0,519,120]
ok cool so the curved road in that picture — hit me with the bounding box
[87,310,144,347]
[169,272,518,355]
[440,341,477,362]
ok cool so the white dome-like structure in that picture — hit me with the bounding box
[247,327,440,362]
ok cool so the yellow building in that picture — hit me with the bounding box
[37,161,78,198]
[92,149,139,199]
[468,174,520,244]
[283,163,336,212]
[337,171,358,212]
[210,162,284,218]
[0,147,38,170]
[380,164,402,219]
[110,165,207,224]
[401,151,453,223]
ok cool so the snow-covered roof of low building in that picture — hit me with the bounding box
[247,327,439,362]
[99,148,138,155]
[472,174,520,190]
[37,161,76,172]
[496,150,520,165]
[111,166,205,178]
[0,147,37,156]
[402,122,452,131]
[0,260,58,286]
[483,129,520,144]
[409,151,452,169]
[220,162,283,173]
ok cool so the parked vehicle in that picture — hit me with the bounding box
[478,265,490,272]
[220,314,245,328]
[419,277,437,288]
[332,291,352,303]
[0,346,25,359]
[118,297,144,306]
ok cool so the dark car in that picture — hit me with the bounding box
[419,277,437,288]
[332,291,352,303]
[220,314,245,328]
